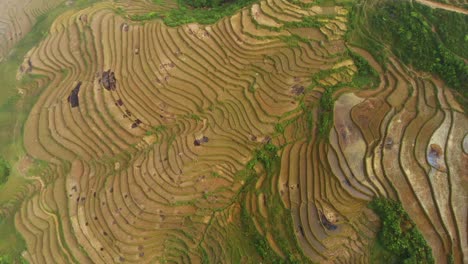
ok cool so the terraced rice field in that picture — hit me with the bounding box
[0,0,466,263]
[0,0,63,62]
[421,0,468,10]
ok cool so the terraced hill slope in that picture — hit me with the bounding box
[0,0,466,263]
[0,0,64,62]
[420,0,468,9]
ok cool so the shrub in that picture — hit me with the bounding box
[348,50,380,89]
[0,157,11,185]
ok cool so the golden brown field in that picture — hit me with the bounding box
[0,0,466,263]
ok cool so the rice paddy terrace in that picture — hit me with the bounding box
[0,0,467,263]
[0,0,63,62]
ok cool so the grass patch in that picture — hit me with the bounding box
[0,216,28,264]
[369,198,434,264]
[146,124,167,136]
[278,34,309,48]
[185,113,202,122]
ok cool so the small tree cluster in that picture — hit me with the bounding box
[369,198,434,264]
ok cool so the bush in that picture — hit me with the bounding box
[250,142,279,175]
[0,157,11,185]
[348,50,380,89]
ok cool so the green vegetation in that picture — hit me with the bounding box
[369,198,434,264]
[448,253,454,264]
[252,142,279,174]
[0,157,11,185]
[146,124,167,136]
[287,0,353,8]
[317,88,334,139]
[0,255,28,264]
[26,159,48,177]
[0,217,28,264]
[180,0,236,8]
[250,10,328,33]
[274,123,285,135]
[240,204,283,263]
[164,0,256,26]
[239,142,310,263]
[186,114,202,122]
[367,1,467,111]
[299,102,315,141]
[249,77,257,93]
[311,55,379,140]
[115,7,125,16]
[370,237,400,264]
[283,15,327,29]
[348,50,380,88]
[130,12,160,21]
[246,142,279,173]
[278,35,309,48]
[131,0,258,25]
[421,6,468,59]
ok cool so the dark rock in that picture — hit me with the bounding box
[298,225,305,236]
[68,81,82,108]
[100,70,117,90]
[320,211,337,231]
[291,84,305,95]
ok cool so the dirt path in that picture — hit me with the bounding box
[414,0,468,15]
